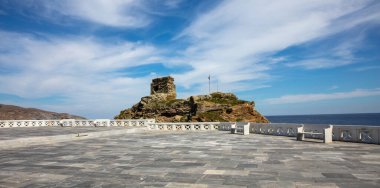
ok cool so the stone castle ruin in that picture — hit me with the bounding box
[150,76,176,100]
[115,76,269,123]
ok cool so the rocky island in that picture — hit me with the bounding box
[115,76,268,123]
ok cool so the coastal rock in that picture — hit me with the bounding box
[115,76,269,123]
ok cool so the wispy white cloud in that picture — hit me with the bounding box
[173,0,379,91]
[1,0,379,118]
[329,85,339,90]
[24,0,189,28]
[162,0,183,9]
[0,31,160,118]
[283,2,380,70]
[264,88,380,104]
[60,0,148,27]
[286,59,352,69]
[285,32,365,69]
[13,0,149,28]
[352,65,380,72]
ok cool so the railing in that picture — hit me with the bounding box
[332,125,380,144]
[250,123,302,136]
[0,120,61,128]
[0,119,155,128]
[148,122,220,131]
[218,122,380,144]
[219,122,302,137]
[1,119,379,144]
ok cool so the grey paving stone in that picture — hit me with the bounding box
[0,129,379,187]
[165,172,203,179]
[237,163,258,168]
[223,176,255,186]
[0,127,125,140]
[336,182,379,188]
[322,173,357,179]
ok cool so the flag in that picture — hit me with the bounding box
[208,75,210,80]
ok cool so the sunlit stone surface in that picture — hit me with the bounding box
[0,127,379,187]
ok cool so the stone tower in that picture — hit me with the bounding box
[150,76,176,100]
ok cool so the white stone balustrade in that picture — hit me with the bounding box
[218,122,235,131]
[0,120,61,128]
[148,122,220,131]
[332,125,380,144]
[249,123,302,136]
[236,122,250,135]
[0,119,155,128]
[248,123,380,144]
[93,119,110,127]
[296,125,333,143]
[1,119,379,144]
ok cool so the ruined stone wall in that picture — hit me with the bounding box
[115,76,269,123]
[150,76,176,100]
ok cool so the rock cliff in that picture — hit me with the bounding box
[115,76,268,123]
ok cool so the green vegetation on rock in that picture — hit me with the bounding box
[204,92,248,106]
[115,91,268,123]
[115,76,268,123]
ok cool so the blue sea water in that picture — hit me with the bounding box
[266,113,380,126]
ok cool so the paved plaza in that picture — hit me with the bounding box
[0,127,125,140]
[0,127,379,187]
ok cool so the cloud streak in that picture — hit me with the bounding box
[264,88,380,104]
[3,0,149,28]
[17,0,191,28]
[1,1,379,117]
[284,29,367,69]
[173,0,379,90]
[59,0,148,28]
[0,31,160,118]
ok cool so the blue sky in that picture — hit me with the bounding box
[0,0,379,118]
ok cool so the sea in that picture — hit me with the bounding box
[266,113,380,126]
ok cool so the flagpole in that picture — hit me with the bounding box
[208,74,211,94]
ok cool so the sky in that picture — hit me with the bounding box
[0,0,379,118]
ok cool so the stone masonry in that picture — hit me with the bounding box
[150,76,176,100]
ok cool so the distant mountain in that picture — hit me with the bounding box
[0,104,86,120]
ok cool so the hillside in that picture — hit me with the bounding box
[115,76,268,123]
[0,104,85,120]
